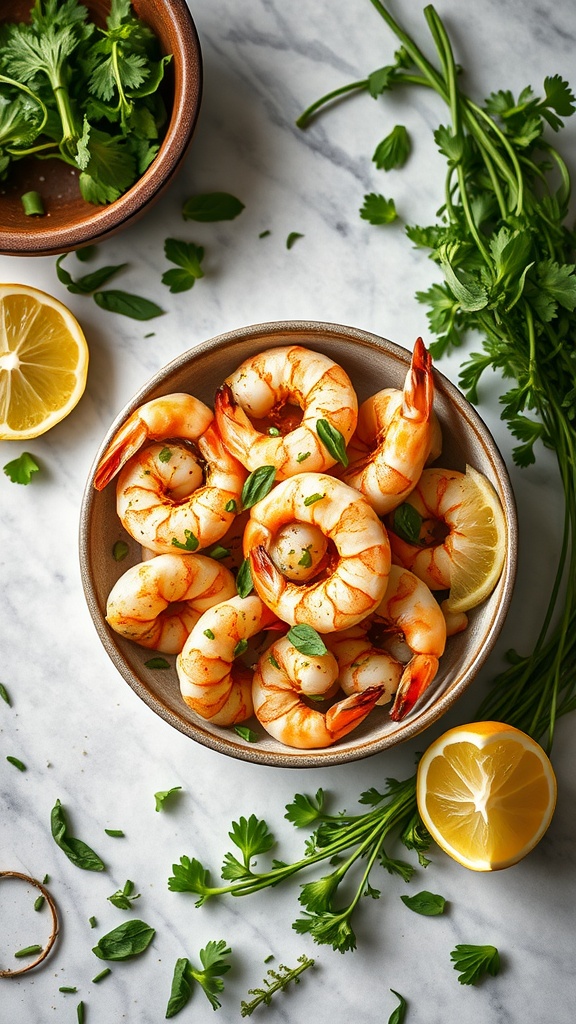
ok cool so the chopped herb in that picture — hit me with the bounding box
[50,799,105,872]
[207,545,230,560]
[144,331,156,338]
[158,447,173,463]
[165,941,232,1016]
[360,192,398,225]
[77,1000,85,1024]
[108,879,140,910]
[268,426,281,436]
[59,986,78,993]
[225,498,238,513]
[316,418,349,467]
[42,874,49,884]
[233,639,249,658]
[93,290,164,320]
[241,465,277,509]
[33,895,45,912]
[92,968,111,983]
[3,452,40,484]
[56,253,127,294]
[92,919,155,961]
[104,828,125,838]
[21,190,44,216]
[236,558,254,598]
[303,492,324,506]
[400,890,446,916]
[14,944,43,958]
[298,546,313,568]
[373,124,411,170]
[296,451,310,462]
[268,654,280,670]
[6,755,25,771]
[388,989,408,1024]
[112,540,129,561]
[392,503,423,544]
[171,529,199,551]
[287,624,327,656]
[450,944,501,985]
[162,238,205,293]
[0,683,11,705]
[234,725,259,742]
[286,231,304,249]
[182,192,245,222]
[89,916,97,929]
[144,656,171,669]
[203,628,216,640]
[259,229,271,238]
[240,955,315,1016]
[155,786,182,812]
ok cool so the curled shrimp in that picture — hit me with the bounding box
[243,472,391,632]
[214,345,358,479]
[252,635,385,748]
[176,594,277,725]
[341,337,440,514]
[115,422,247,554]
[105,552,237,654]
[94,393,214,491]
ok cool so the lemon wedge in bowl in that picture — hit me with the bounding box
[416,721,557,871]
[0,284,89,440]
[443,464,507,614]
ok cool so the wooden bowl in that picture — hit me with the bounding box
[0,0,202,256]
[79,321,518,768]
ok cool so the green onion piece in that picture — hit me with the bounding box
[92,967,112,983]
[14,944,43,958]
[104,829,125,837]
[59,986,78,993]
[89,916,97,929]
[0,683,10,705]
[21,191,45,216]
[6,755,26,771]
[34,895,45,912]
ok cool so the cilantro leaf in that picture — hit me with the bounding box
[154,786,182,811]
[360,192,398,224]
[284,789,325,828]
[228,815,275,867]
[161,238,205,293]
[372,124,410,170]
[450,944,501,985]
[3,452,40,484]
[166,941,232,1014]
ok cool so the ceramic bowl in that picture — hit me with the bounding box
[79,321,518,768]
[0,0,202,257]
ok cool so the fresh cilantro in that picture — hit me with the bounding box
[360,193,398,224]
[165,941,232,1015]
[3,452,40,484]
[450,944,501,985]
[240,955,315,1017]
[154,786,182,811]
[372,124,410,169]
[161,238,205,293]
[284,789,325,828]
[108,879,140,910]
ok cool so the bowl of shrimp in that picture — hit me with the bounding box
[80,320,518,768]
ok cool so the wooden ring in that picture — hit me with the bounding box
[0,871,59,977]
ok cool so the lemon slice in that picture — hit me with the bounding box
[444,464,507,614]
[416,721,557,871]
[0,283,89,440]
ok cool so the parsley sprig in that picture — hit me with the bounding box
[297,0,576,754]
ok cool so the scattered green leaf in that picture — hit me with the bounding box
[182,192,245,221]
[450,944,501,985]
[3,452,40,485]
[154,786,182,811]
[50,799,105,872]
[92,919,155,961]
[400,890,446,916]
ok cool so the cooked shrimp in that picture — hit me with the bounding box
[252,635,385,748]
[326,625,403,707]
[176,594,277,725]
[105,552,237,654]
[94,393,214,491]
[115,423,247,554]
[243,472,391,632]
[214,345,358,479]
[341,337,439,514]
[387,467,471,591]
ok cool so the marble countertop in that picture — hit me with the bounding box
[1,1,575,1021]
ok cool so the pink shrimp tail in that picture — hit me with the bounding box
[403,337,433,423]
[94,419,149,491]
[389,653,439,721]
[326,685,385,740]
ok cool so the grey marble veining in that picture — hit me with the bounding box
[1,1,576,1021]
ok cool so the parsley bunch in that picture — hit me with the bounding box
[0,0,171,203]
[298,0,576,753]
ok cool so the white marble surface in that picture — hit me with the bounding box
[1,1,576,1021]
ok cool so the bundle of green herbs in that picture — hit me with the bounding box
[169,0,576,955]
[0,0,171,203]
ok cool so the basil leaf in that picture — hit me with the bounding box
[50,800,105,872]
[93,290,164,320]
[388,989,407,1024]
[400,890,446,916]
[392,503,423,544]
[56,255,127,294]
[112,541,129,562]
[92,920,155,961]
[287,624,328,656]
[316,419,349,467]
[182,192,245,222]
[144,657,171,669]
[234,726,259,742]
[76,245,98,262]
[166,957,193,1018]
[241,465,276,509]
[236,559,254,599]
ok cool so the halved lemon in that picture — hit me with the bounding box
[0,284,89,440]
[444,465,507,614]
[416,721,557,871]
